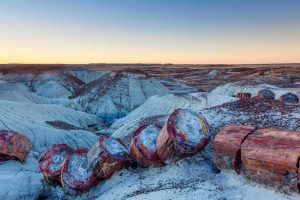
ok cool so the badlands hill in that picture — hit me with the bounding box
[0,64,299,200]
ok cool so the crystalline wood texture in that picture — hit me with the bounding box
[241,129,300,192]
[157,109,210,164]
[0,130,32,162]
[214,125,256,174]
[95,135,132,179]
[38,144,74,185]
[130,124,164,167]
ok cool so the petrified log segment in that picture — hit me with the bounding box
[38,144,74,185]
[280,92,299,104]
[157,109,210,164]
[214,125,256,174]
[130,124,164,167]
[241,129,300,192]
[61,148,100,195]
[96,135,132,179]
[0,130,32,162]
[237,93,252,100]
[256,89,275,100]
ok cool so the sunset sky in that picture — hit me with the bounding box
[0,0,300,64]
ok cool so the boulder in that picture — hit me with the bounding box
[280,92,299,104]
[38,144,74,185]
[130,124,164,167]
[241,129,300,192]
[214,125,256,174]
[157,109,210,164]
[256,89,275,100]
[0,130,32,162]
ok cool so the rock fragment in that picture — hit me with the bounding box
[0,130,32,162]
[157,109,210,164]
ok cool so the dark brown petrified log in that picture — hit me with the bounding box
[0,129,32,162]
[241,129,300,192]
[237,92,252,100]
[157,109,210,164]
[130,124,164,167]
[214,125,256,174]
[38,144,74,185]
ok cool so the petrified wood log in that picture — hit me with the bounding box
[241,129,300,192]
[0,129,32,162]
[61,148,99,195]
[130,124,164,167]
[38,144,74,185]
[280,92,299,104]
[237,93,252,100]
[256,89,275,100]
[95,135,132,179]
[214,125,256,174]
[157,109,210,164]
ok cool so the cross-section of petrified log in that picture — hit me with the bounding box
[280,92,299,104]
[256,89,275,100]
[38,144,74,185]
[0,129,32,162]
[157,109,210,164]
[214,125,256,174]
[130,124,164,167]
[241,129,300,192]
[95,135,132,179]
[61,148,100,195]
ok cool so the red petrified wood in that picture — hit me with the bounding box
[95,135,132,179]
[38,144,74,185]
[214,125,256,174]
[241,129,300,192]
[130,124,164,167]
[61,148,98,194]
[0,129,32,162]
[157,109,210,164]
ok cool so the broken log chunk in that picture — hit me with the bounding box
[38,144,74,185]
[130,124,164,167]
[0,129,32,162]
[157,109,210,164]
[95,135,133,179]
[256,89,275,100]
[241,129,300,192]
[280,92,299,104]
[214,125,256,174]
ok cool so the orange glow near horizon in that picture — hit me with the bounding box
[1,1,300,65]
